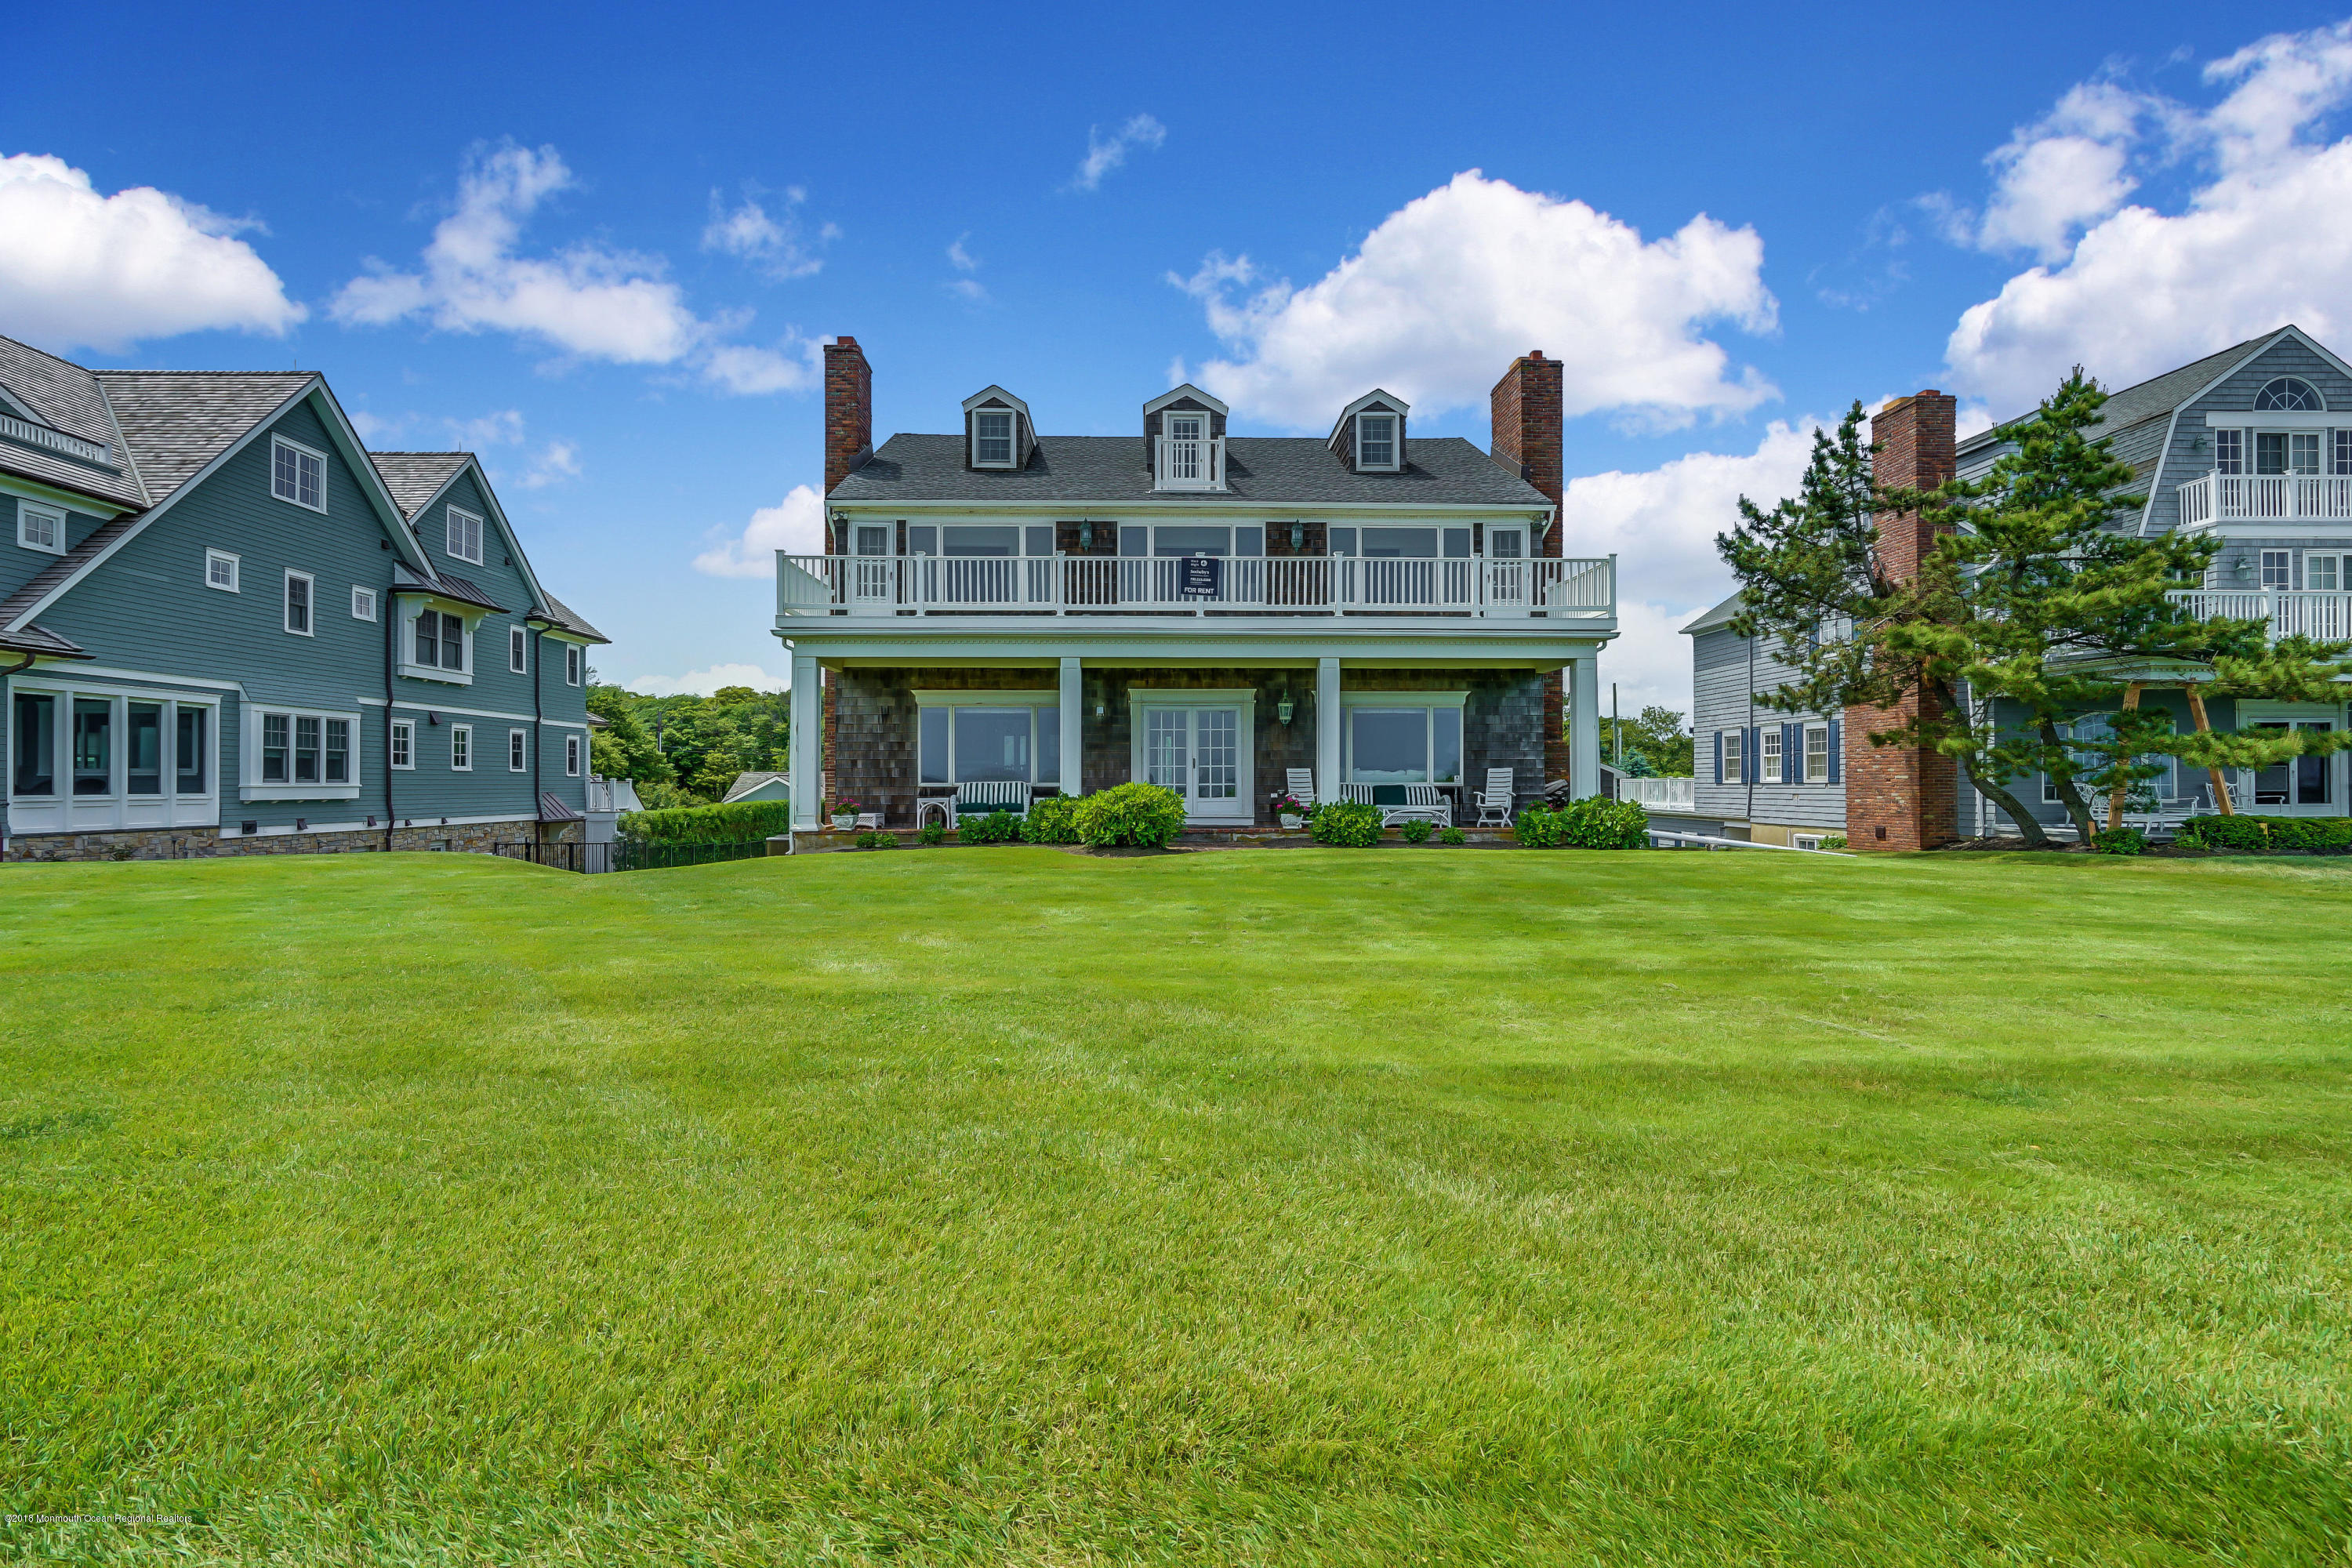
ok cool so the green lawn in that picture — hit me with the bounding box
[2,847,2348,1566]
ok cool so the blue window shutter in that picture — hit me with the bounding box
[1827,719,1842,784]
[1713,730,1723,785]
[1749,727,1761,784]
[1783,722,1801,785]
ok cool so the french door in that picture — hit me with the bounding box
[1141,705,1247,820]
[850,524,895,609]
[2252,719,2334,808]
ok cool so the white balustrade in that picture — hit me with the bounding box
[0,412,110,466]
[1620,776,1695,810]
[2177,470,2352,526]
[776,552,1615,619]
[1152,434,1225,492]
[2166,589,2352,641]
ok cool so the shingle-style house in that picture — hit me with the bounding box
[0,335,606,860]
[1684,325,2352,848]
[775,338,1618,830]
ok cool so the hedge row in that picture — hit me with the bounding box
[1515,797,1651,848]
[2176,815,2352,853]
[619,800,792,845]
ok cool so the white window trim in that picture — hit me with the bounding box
[5,681,223,835]
[390,718,416,771]
[2252,377,2327,414]
[446,506,485,566]
[237,700,362,802]
[565,734,583,777]
[283,569,314,637]
[1760,727,1784,780]
[351,585,378,622]
[205,549,241,593]
[1336,689,1466,786]
[507,728,528,771]
[971,409,1018,469]
[16,499,64,555]
[1803,722,1831,784]
[1724,730,1745,786]
[509,625,528,673]
[270,436,328,514]
[396,599,477,687]
[564,643,583,686]
[2305,552,2343,594]
[450,722,474,771]
[1355,412,1400,472]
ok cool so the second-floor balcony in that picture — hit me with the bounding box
[777,552,1615,621]
[2178,471,2352,528]
[2165,588,2352,642]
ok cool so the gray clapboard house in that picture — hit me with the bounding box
[1681,325,2352,846]
[1,335,606,860]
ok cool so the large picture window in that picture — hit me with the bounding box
[915,696,1059,786]
[1344,699,1462,785]
[10,688,216,811]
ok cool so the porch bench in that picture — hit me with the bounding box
[1343,782,1452,828]
[943,780,1032,828]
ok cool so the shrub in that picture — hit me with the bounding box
[1073,782,1189,848]
[619,800,791,846]
[1514,806,1564,848]
[2176,815,2352,854]
[916,820,948,847]
[2090,826,2145,856]
[1819,834,1847,851]
[854,830,896,850]
[1400,818,1434,844]
[1558,797,1651,849]
[1439,826,1466,846]
[1308,800,1383,848]
[961,809,1025,845]
[1020,794,1082,845]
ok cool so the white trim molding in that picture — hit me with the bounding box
[238,700,362,803]
[205,549,241,593]
[1124,685,1258,822]
[270,435,328,514]
[5,677,223,835]
[16,499,65,555]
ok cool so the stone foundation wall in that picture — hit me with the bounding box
[3,818,580,863]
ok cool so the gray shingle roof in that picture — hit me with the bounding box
[1680,590,1744,636]
[0,621,88,659]
[1958,331,2278,457]
[535,590,608,644]
[829,434,1551,509]
[93,370,314,502]
[0,337,147,507]
[369,452,469,517]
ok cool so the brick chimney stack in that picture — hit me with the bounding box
[823,336,873,555]
[1845,390,1959,851]
[1492,350,1570,779]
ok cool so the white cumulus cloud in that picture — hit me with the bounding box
[1177,171,1777,430]
[1946,20,2352,413]
[0,153,304,351]
[625,662,791,697]
[693,483,824,577]
[702,186,835,279]
[518,439,579,489]
[1072,114,1167,191]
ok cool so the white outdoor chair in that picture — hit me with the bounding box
[950,780,1030,826]
[1472,768,1514,827]
[1286,768,1317,808]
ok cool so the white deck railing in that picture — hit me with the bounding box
[1618,776,1695,810]
[1153,434,1225,492]
[0,412,110,466]
[2177,472,2352,528]
[778,554,1615,619]
[2166,589,2352,641]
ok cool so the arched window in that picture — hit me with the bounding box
[2252,377,2325,412]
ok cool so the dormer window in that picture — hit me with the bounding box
[1330,390,1409,473]
[974,411,1015,467]
[1356,413,1398,470]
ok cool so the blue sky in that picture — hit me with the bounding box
[10,2,2352,712]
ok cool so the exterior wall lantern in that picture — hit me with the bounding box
[1288,522,1305,551]
[1277,690,1295,724]
[1078,522,1095,551]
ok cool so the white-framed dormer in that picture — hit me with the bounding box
[396,593,481,686]
[961,386,1033,470]
[1145,383,1229,494]
[270,435,328,513]
[446,505,485,566]
[16,499,64,555]
[1331,390,1410,474]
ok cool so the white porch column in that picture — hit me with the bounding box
[789,644,821,829]
[1570,654,1600,800]
[1058,656,1083,796]
[1316,656,1341,800]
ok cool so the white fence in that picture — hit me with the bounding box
[779,554,1615,619]
[1618,776,1695,811]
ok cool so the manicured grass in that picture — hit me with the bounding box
[2,847,2349,1565]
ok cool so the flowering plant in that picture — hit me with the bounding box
[1271,791,1308,818]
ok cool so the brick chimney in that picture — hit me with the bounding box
[823,336,873,555]
[1845,390,1959,851]
[1492,350,1570,779]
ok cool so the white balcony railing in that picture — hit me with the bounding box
[778,553,1615,620]
[2166,589,2352,642]
[2177,472,2352,528]
[1618,776,1695,811]
[1153,434,1225,492]
[0,412,110,466]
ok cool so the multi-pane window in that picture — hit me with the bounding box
[564,644,582,685]
[2214,429,2243,475]
[2308,554,2342,593]
[1804,724,1830,783]
[2255,432,2324,476]
[1759,727,1783,782]
[1723,729,1744,785]
[446,508,484,565]
[17,502,63,554]
[973,410,1014,466]
[509,728,528,771]
[2336,430,2352,476]
[352,586,377,621]
[390,720,414,769]
[325,720,350,784]
[566,734,582,776]
[451,724,472,771]
[293,717,321,783]
[205,550,240,592]
[271,438,325,510]
[510,626,527,673]
[2262,550,2293,590]
[284,572,312,635]
[2252,377,2324,412]
[1356,412,1397,469]
[261,713,290,783]
[414,609,465,671]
